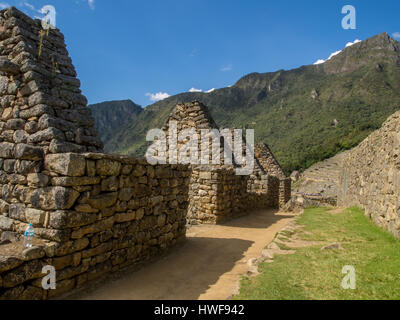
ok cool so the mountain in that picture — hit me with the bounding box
[88,100,143,152]
[92,33,400,174]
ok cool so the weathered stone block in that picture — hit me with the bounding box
[133,165,146,177]
[70,217,114,239]
[27,173,49,187]
[0,255,24,273]
[45,153,86,176]
[8,204,25,221]
[121,165,132,175]
[27,127,65,143]
[6,119,25,130]
[30,187,80,210]
[0,216,14,231]
[0,75,9,95]
[24,208,46,226]
[19,225,69,242]
[75,204,99,213]
[0,142,14,158]
[81,242,113,259]
[96,159,121,176]
[150,196,163,206]
[2,259,45,288]
[199,172,212,180]
[115,211,136,223]
[13,130,29,144]
[22,246,45,261]
[87,192,118,209]
[136,208,145,220]
[49,210,97,229]
[54,238,90,257]
[0,59,20,74]
[51,176,100,187]
[86,160,96,177]
[101,176,119,191]
[118,188,133,201]
[19,104,54,120]
[3,159,16,173]
[0,199,10,214]
[48,139,86,153]
[14,143,43,161]
[19,80,42,96]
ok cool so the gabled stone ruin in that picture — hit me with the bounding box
[254,143,286,179]
[0,7,291,299]
[161,101,291,224]
[0,7,103,156]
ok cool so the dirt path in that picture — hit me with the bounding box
[66,210,294,300]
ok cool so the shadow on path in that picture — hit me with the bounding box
[66,209,294,300]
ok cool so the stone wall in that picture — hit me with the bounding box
[338,110,400,238]
[0,7,103,155]
[187,165,280,224]
[161,101,289,224]
[0,7,291,299]
[279,178,292,208]
[254,143,286,179]
[0,152,190,299]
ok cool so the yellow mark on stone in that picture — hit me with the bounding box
[38,29,46,58]
[51,57,59,78]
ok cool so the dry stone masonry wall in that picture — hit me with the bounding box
[338,110,400,238]
[161,101,291,224]
[254,143,285,179]
[0,7,103,155]
[0,152,190,299]
[187,165,280,224]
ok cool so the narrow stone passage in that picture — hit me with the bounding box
[66,210,294,300]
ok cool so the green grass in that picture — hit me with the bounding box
[275,242,292,251]
[234,207,400,300]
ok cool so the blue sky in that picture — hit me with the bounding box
[3,0,400,106]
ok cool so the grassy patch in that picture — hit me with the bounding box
[279,230,295,238]
[275,242,292,251]
[234,207,400,300]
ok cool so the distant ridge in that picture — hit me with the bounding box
[92,32,400,173]
[89,100,143,152]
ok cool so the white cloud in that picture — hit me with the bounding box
[313,39,362,65]
[392,32,400,40]
[146,92,170,102]
[88,0,95,10]
[22,2,42,13]
[189,87,202,93]
[220,64,232,72]
[0,2,9,9]
[206,88,215,93]
[23,2,35,10]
